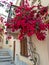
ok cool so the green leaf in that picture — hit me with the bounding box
[2,26,5,29]
[38,0,41,2]
[0,3,4,7]
[6,40,8,44]
[5,10,9,13]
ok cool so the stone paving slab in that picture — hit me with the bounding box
[0,62,15,65]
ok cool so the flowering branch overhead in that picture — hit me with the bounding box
[6,0,49,41]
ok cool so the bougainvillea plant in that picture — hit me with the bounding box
[6,0,49,40]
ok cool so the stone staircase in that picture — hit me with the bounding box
[0,49,15,65]
[0,49,33,65]
[0,49,12,62]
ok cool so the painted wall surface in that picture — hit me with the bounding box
[3,32,49,65]
[3,0,49,65]
[31,34,49,65]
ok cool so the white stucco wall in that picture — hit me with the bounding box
[3,0,49,65]
[47,31,49,60]
[31,34,49,65]
[3,33,49,65]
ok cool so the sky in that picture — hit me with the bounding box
[0,0,16,20]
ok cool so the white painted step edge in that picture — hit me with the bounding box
[19,55,34,65]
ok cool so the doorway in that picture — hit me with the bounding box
[20,37,28,57]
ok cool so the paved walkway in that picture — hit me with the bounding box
[0,62,15,65]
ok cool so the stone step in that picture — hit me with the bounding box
[0,50,12,62]
[0,62,15,65]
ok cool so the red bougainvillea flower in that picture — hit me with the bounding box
[5,32,8,35]
[18,34,24,40]
[39,23,46,30]
[40,7,48,15]
[0,28,3,32]
[18,30,25,40]
[10,2,13,5]
[0,17,4,22]
[46,23,49,29]
[8,36,11,39]
[36,32,46,40]
[7,35,12,40]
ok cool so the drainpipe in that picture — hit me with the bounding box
[12,36,16,62]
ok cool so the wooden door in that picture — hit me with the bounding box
[20,37,28,57]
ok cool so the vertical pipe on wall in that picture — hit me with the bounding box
[13,40,16,61]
